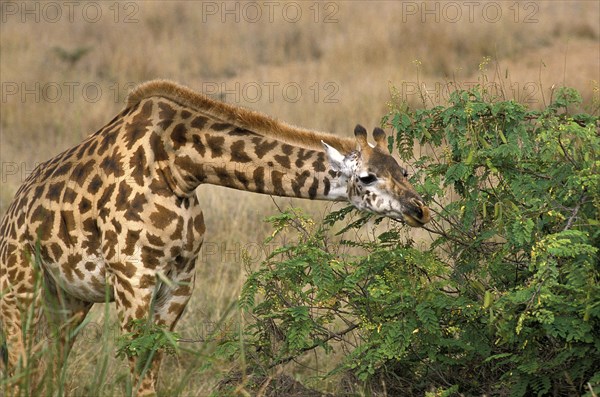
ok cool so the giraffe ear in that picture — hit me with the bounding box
[322,141,346,172]
[354,124,369,148]
[373,127,387,150]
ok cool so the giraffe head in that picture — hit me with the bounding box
[323,125,431,227]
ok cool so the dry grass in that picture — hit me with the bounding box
[1,1,599,395]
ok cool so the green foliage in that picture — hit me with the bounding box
[116,318,180,375]
[221,84,600,396]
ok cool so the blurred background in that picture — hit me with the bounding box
[1,1,598,394]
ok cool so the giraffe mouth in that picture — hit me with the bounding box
[401,213,427,227]
[399,199,430,227]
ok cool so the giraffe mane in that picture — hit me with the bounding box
[126,80,356,153]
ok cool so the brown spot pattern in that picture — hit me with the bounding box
[252,138,278,159]
[190,115,208,130]
[124,100,153,150]
[206,135,225,158]
[111,261,138,278]
[125,193,147,222]
[312,152,327,172]
[230,141,252,163]
[114,181,133,212]
[141,246,162,269]
[88,174,103,194]
[157,101,176,131]
[292,170,310,197]
[253,167,265,193]
[46,181,65,201]
[99,151,125,178]
[308,177,319,199]
[150,132,169,162]
[122,229,139,256]
[57,210,77,244]
[271,170,285,196]
[210,122,232,131]
[79,196,92,214]
[171,123,188,150]
[31,205,54,240]
[71,159,96,186]
[149,204,178,229]
[130,146,148,186]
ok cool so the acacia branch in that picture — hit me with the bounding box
[267,323,358,369]
[563,195,587,231]
[557,135,578,167]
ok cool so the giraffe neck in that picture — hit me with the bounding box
[165,129,348,200]
[147,100,350,201]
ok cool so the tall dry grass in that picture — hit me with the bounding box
[1,1,599,395]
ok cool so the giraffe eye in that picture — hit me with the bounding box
[358,174,378,185]
[403,169,409,178]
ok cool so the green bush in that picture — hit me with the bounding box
[223,84,599,396]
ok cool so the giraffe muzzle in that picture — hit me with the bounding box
[401,198,431,227]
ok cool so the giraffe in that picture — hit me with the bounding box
[0,80,430,395]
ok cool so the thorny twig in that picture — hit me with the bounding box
[563,195,587,231]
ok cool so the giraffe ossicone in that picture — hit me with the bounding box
[0,80,429,395]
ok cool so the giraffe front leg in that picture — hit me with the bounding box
[149,267,196,394]
[111,269,159,397]
[111,263,195,397]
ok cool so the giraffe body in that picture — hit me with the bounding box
[0,80,429,395]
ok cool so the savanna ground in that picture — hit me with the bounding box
[0,1,599,395]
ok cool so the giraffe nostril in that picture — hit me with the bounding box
[411,198,423,211]
[410,198,430,223]
[415,206,423,218]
